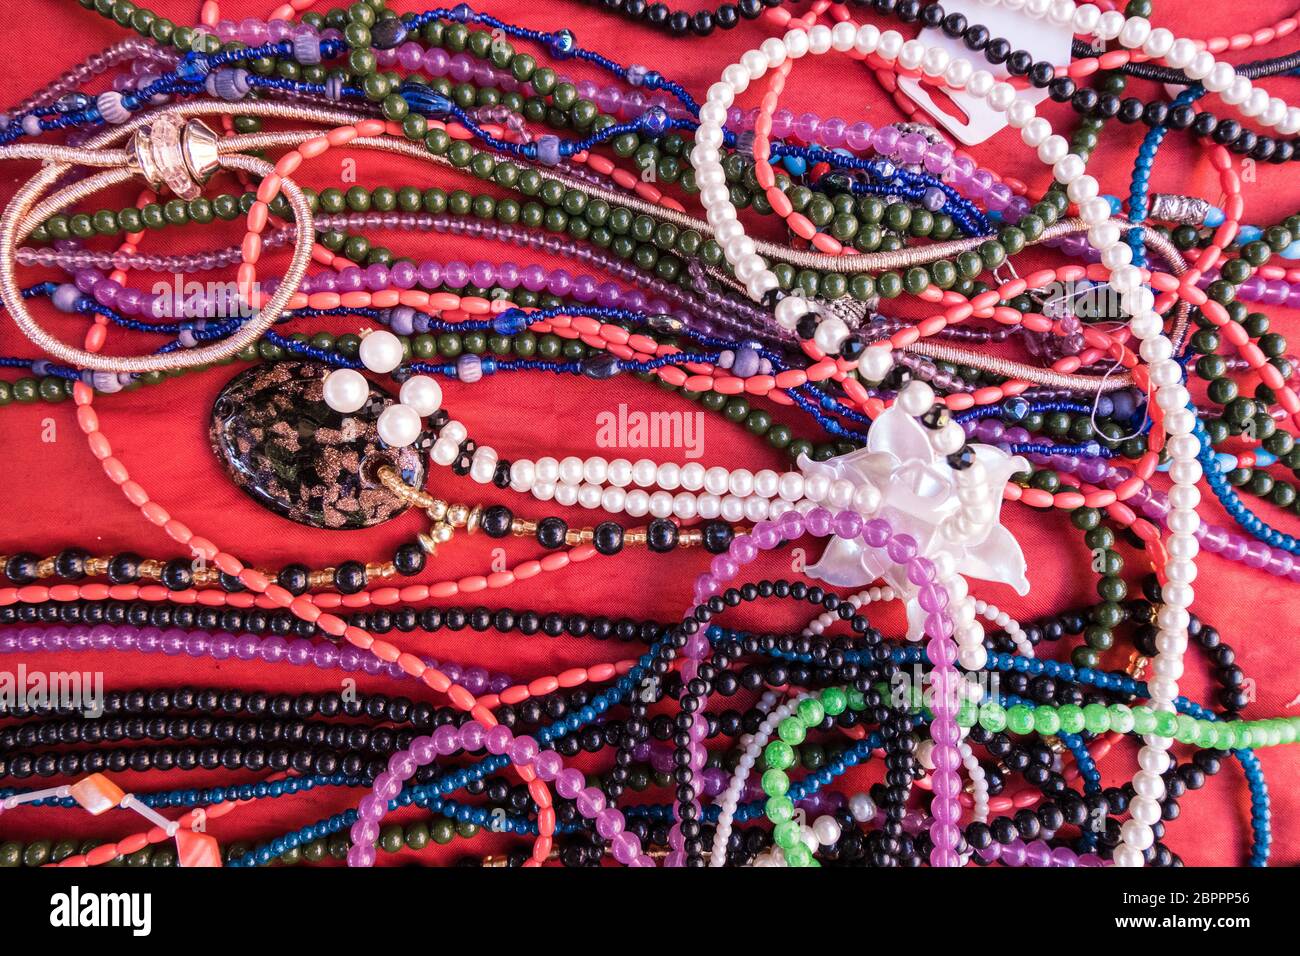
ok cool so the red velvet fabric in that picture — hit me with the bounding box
[1,0,1297,866]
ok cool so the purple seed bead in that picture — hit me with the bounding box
[461,720,487,752]
[923,142,953,174]
[845,121,874,151]
[805,506,833,537]
[728,534,758,564]
[423,47,450,75]
[871,125,901,155]
[389,260,417,289]
[535,749,563,781]
[556,768,585,799]
[898,133,928,165]
[819,116,847,148]
[832,511,863,539]
[443,261,469,288]
[777,510,805,540]
[611,830,641,864]
[485,724,513,755]
[863,518,891,548]
[794,111,820,142]
[596,807,625,838]
[496,261,520,288]
[752,522,780,550]
[521,264,547,291]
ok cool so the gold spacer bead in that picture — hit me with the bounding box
[417,532,439,555]
[464,505,482,535]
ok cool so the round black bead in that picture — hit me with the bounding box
[161,558,194,591]
[480,505,513,538]
[593,521,624,556]
[278,563,310,596]
[334,561,367,594]
[106,553,142,585]
[537,517,568,549]
[53,549,89,580]
[4,553,40,585]
[394,542,426,576]
[647,517,679,553]
[703,521,734,554]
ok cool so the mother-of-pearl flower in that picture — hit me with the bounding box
[801,401,1029,640]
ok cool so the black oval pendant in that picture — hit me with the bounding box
[209,361,427,529]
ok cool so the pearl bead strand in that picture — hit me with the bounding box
[686,8,1248,866]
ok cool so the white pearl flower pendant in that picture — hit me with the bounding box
[800,400,1031,639]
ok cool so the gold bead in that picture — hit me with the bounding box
[431,523,454,544]
[447,503,470,527]
[417,532,439,555]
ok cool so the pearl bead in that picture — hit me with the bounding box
[812,316,850,354]
[779,472,805,500]
[896,380,935,416]
[812,815,841,847]
[877,30,904,60]
[705,466,731,495]
[857,344,894,382]
[783,29,810,57]
[358,329,403,373]
[560,456,584,485]
[321,368,369,414]
[899,38,926,70]
[398,375,442,416]
[376,403,421,447]
[1096,10,1125,39]
[966,70,995,98]
[1118,16,1151,49]
[987,81,1016,112]
[855,24,880,54]
[944,57,973,88]
[831,21,856,52]
[632,459,657,487]
[774,293,810,329]
[761,37,787,67]
[728,468,755,497]
[848,792,875,823]
[656,462,681,490]
[853,483,881,515]
[1071,3,1099,33]
[932,421,967,455]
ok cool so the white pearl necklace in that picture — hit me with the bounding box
[322,328,445,448]
[685,3,1264,866]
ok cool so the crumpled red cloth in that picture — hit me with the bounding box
[0,0,1296,866]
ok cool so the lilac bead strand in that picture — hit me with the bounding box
[345,719,654,868]
[683,506,964,867]
[0,624,514,696]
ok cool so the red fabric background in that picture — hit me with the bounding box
[1,0,1297,866]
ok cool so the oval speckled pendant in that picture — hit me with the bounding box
[210,361,428,529]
